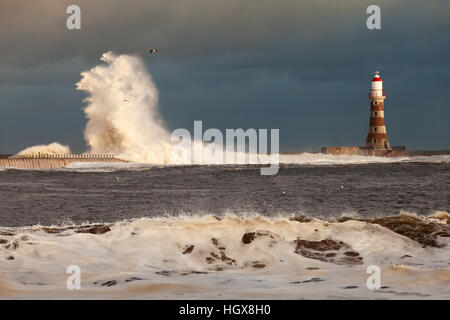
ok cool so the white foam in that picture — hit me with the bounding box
[17,142,71,156]
[0,214,448,299]
[280,153,450,165]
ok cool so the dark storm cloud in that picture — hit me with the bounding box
[0,0,449,153]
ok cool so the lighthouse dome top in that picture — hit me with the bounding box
[372,71,382,82]
[370,71,384,96]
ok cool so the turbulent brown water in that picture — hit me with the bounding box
[0,155,449,299]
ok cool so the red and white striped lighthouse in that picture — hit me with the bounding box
[365,71,391,149]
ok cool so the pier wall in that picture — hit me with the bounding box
[0,154,127,169]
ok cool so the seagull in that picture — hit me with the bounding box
[339,185,344,189]
[114,176,120,182]
[149,49,159,54]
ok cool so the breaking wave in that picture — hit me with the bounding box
[1,211,448,299]
[17,142,71,156]
[76,52,173,164]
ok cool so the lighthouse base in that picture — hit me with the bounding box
[321,146,406,157]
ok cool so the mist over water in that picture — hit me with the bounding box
[76,52,173,163]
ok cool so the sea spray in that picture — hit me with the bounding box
[17,52,274,166]
[76,51,173,163]
[17,142,72,156]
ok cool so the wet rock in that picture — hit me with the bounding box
[181,270,208,276]
[343,285,359,289]
[337,215,450,248]
[0,239,8,244]
[295,239,346,251]
[242,232,256,244]
[211,238,219,246]
[7,255,14,260]
[0,230,15,236]
[252,263,266,269]
[242,231,275,244]
[368,216,450,248]
[294,238,363,265]
[291,277,324,284]
[41,227,68,234]
[290,216,313,223]
[380,290,430,297]
[155,270,172,276]
[5,240,19,250]
[182,245,195,254]
[302,277,324,283]
[40,224,112,235]
[125,277,143,282]
[344,251,360,257]
[208,237,236,265]
[101,280,117,287]
[76,225,111,235]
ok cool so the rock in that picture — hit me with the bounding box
[76,225,111,235]
[294,238,363,265]
[125,277,143,282]
[182,245,195,254]
[242,232,256,244]
[368,216,450,248]
[101,280,117,287]
[290,216,313,223]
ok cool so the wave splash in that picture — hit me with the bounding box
[17,142,71,156]
[76,52,173,163]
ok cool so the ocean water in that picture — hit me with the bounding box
[0,153,449,299]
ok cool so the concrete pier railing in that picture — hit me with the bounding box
[0,154,127,169]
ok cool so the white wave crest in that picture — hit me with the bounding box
[17,142,72,156]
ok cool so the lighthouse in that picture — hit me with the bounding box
[365,71,391,149]
[320,71,405,157]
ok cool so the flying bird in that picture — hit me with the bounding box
[149,49,159,54]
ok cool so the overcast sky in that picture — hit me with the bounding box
[0,0,449,153]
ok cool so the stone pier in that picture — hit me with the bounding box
[0,154,127,169]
